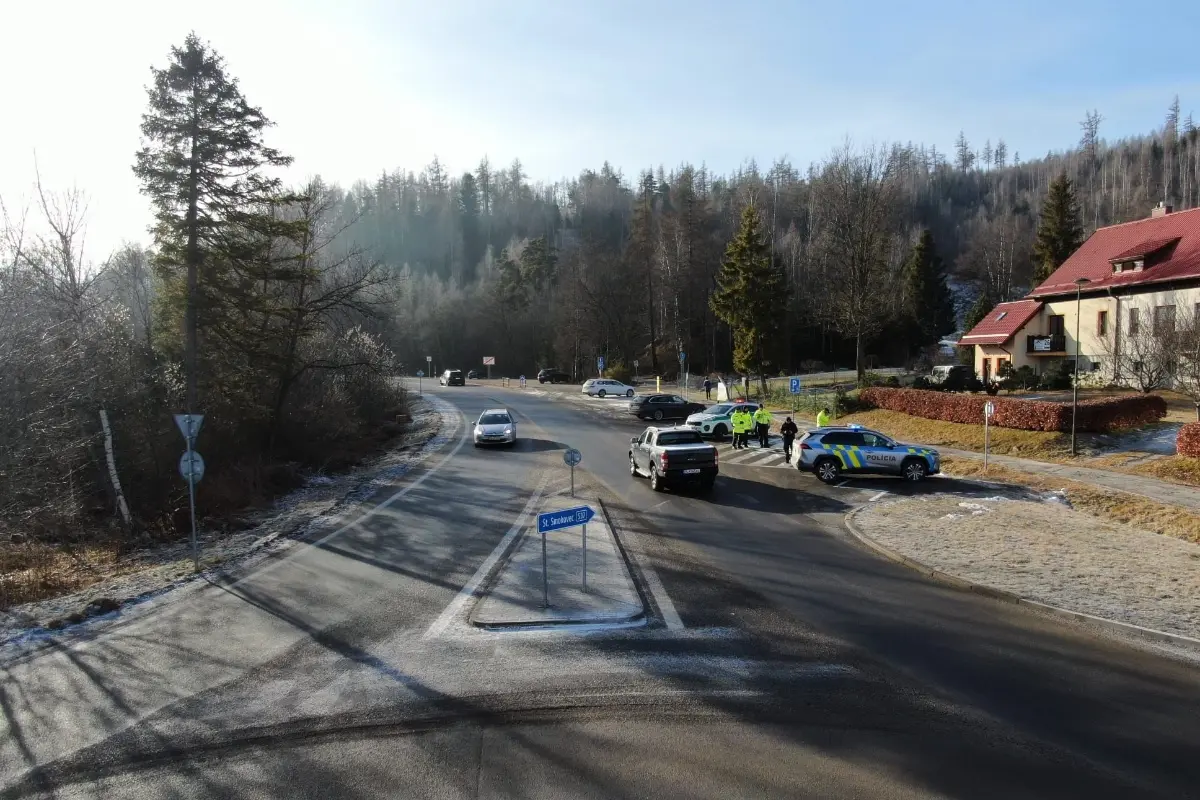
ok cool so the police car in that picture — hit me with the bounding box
[796,424,940,483]
[684,401,761,439]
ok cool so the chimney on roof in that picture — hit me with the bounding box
[1151,201,1174,218]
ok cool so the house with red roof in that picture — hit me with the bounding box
[959,202,1200,385]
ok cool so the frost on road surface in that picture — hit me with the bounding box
[855,493,1200,641]
[0,395,459,658]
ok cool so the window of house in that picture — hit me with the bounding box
[1097,310,1108,336]
[1129,307,1140,335]
[1154,305,1176,335]
[1091,360,1102,372]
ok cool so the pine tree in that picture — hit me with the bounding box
[458,172,483,281]
[710,205,789,392]
[133,32,293,413]
[901,230,957,350]
[1032,172,1084,284]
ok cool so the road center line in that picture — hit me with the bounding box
[230,400,468,589]
[423,472,550,639]
[868,491,888,502]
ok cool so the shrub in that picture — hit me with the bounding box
[605,361,633,384]
[858,387,1167,433]
[1179,423,1200,458]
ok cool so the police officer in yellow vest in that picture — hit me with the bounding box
[753,404,772,448]
[816,407,832,428]
[731,407,751,449]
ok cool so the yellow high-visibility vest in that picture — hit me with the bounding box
[754,408,771,425]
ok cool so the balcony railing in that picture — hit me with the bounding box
[1027,334,1066,354]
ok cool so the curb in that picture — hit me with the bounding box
[467,494,647,630]
[843,507,1200,651]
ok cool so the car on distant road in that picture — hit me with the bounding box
[473,408,517,447]
[440,369,465,386]
[537,368,571,384]
[628,394,707,422]
[684,401,763,440]
[796,425,940,483]
[467,369,479,380]
[582,378,635,398]
[629,426,718,493]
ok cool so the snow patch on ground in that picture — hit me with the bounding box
[856,493,1200,641]
[0,395,459,656]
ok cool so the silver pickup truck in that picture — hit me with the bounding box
[628,426,719,494]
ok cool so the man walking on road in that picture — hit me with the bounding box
[753,404,772,448]
[703,377,712,400]
[780,416,798,461]
[817,406,831,428]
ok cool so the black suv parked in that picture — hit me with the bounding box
[537,369,571,384]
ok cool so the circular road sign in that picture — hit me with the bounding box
[563,448,582,467]
[179,450,206,483]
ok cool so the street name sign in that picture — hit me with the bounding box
[538,505,595,533]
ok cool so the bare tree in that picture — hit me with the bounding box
[1173,301,1200,420]
[810,143,903,382]
[1099,302,1177,393]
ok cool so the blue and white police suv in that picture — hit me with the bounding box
[796,424,941,484]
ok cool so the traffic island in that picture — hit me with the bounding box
[470,496,645,629]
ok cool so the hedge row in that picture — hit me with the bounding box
[1179,423,1200,458]
[859,388,1167,433]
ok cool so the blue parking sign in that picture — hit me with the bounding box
[597,356,605,372]
[789,377,801,394]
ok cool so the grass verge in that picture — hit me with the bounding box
[835,409,1070,458]
[942,455,1200,544]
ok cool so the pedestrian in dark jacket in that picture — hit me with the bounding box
[780,417,799,461]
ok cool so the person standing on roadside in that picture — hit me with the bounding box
[703,377,712,400]
[732,407,751,449]
[753,404,772,448]
[816,406,831,428]
[780,416,799,461]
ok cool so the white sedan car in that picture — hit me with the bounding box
[582,379,636,398]
[473,408,517,447]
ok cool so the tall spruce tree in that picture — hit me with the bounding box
[133,32,294,413]
[710,205,789,393]
[1032,172,1084,285]
[458,172,483,281]
[901,230,957,350]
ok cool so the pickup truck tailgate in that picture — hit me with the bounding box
[664,444,717,467]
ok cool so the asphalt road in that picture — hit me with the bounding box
[2,385,1199,798]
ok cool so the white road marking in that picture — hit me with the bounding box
[619,528,684,632]
[647,500,671,512]
[739,451,783,467]
[230,403,469,589]
[423,473,550,639]
[868,491,888,502]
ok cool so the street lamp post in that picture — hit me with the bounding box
[1071,277,1092,455]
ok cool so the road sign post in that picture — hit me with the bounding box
[174,413,205,571]
[983,401,995,471]
[483,356,495,380]
[789,377,802,416]
[596,355,605,376]
[537,504,596,605]
[416,369,424,395]
[564,448,582,497]
[426,355,432,381]
[678,352,687,400]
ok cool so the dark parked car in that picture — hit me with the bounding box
[441,369,465,387]
[467,370,479,379]
[628,394,707,422]
[538,368,571,384]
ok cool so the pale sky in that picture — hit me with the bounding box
[2,0,1199,263]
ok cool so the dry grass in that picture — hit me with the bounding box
[942,456,1200,544]
[838,409,1070,458]
[1128,455,1200,487]
[0,540,125,611]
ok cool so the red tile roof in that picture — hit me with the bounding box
[1030,207,1200,298]
[1109,236,1181,262]
[957,299,1044,346]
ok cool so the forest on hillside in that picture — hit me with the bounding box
[326,100,1200,380]
[1,30,1197,553]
